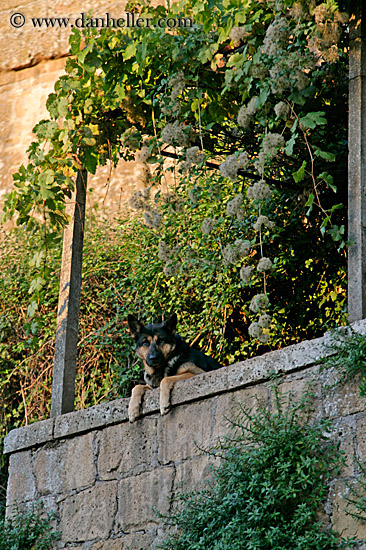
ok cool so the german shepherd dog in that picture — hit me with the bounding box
[127,313,222,422]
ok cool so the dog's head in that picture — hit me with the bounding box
[127,313,177,385]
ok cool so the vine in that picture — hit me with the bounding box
[2,0,349,344]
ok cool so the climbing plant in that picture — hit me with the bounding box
[2,0,349,345]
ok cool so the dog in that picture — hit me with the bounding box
[127,313,222,422]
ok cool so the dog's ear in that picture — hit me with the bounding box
[127,314,143,340]
[164,312,178,334]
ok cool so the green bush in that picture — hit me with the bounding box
[159,390,354,550]
[0,503,59,550]
[321,329,366,396]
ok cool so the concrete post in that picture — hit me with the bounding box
[348,0,366,322]
[50,170,87,417]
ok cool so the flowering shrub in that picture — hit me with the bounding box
[2,0,348,347]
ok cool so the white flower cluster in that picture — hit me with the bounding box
[129,189,161,229]
[180,146,205,174]
[249,63,268,79]
[249,322,271,343]
[161,121,190,148]
[248,296,272,343]
[201,217,216,235]
[168,71,186,102]
[247,180,272,201]
[226,193,243,216]
[128,191,146,210]
[135,146,150,163]
[250,293,269,312]
[253,215,275,231]
[164,262,179,277]
[158,241,171,261]
[274,101,290,119]
[135,161,151,186]
[222,239,251,265]
[220,152,249,182]
[240,265,253,283]
[258,314,272,328]
[144,208,162,229]
[230,26,249,47]
[238,97,258,129]
[262,17,289,56]
[257,257,273,272]
[308,5,348,64]
[262,133,285,158]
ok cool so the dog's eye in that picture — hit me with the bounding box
[142,340,150,347]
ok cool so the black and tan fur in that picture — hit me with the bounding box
[127,313,222,422]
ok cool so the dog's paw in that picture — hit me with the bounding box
[128,403,140,423]
[160,392,171,416]
[160,403,171,416]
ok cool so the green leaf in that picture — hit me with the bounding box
[292,160,306,183]
[123,43,137,61]
[299,111,327,129]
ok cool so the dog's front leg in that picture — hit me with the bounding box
[129,384,151,422]
[159,373,197,416]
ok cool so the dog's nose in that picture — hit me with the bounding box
[147,345,160,365]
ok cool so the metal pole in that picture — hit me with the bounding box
[50,170,87,417]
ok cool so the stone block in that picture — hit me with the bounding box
[54,398,129,439]
[328,417,356,477]
[3,418,54,454]
[98,417,157,480]
[356,414,366,462]
[34,432,96,494]
[323,377,366,418]
[330,480,366,540]
[117,467,174,531]
[59,481,117,542]
[173,455,217,495]
[92,531,157,550]
[211,384,269,443]
[6,450,37,507]
[157,401,213,464]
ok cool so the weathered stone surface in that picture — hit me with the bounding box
[157,400,213,464]
[323,376,366,418]
[330,480,366,539]
[59,481,117,542]
[54,397,129,439]
[92,532,157,550]
[173,455,216,495]
[6,450,37,506]
[356,414,366,462]
[211,384,269,443]
[3,417,54,454]
[117,468,174,531]
[98,417,157,480]
[34,432,96,494]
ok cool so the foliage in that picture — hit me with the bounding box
[159,390,354,550]
[2,0,349,345]
[0,503,59,550]
[321,329,366,396]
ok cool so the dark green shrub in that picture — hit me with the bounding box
[159,391,354,550]
[0,503,59,550]
[321,329,366,396]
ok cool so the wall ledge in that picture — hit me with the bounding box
[4,320,366,456]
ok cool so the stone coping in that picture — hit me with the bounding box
[4,320,366,456]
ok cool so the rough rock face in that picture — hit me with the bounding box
[0,0,155,218]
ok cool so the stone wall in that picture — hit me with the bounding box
[0,0,162,219]
[4,320,366,549]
